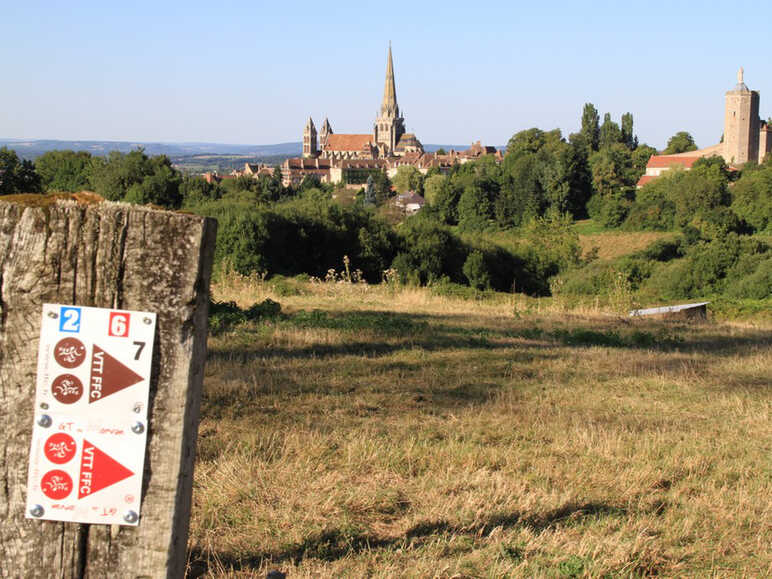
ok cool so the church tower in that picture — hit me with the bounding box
[319,117,332,150]
[303,116,317,158]
[724,67,760,165]
[374,43,405,155]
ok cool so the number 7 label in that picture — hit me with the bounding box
[108,313,130,337]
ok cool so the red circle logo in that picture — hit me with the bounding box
[44,433,77,464]
[53,337,86,369]
[41,469,73,500]
[51,374,83,404]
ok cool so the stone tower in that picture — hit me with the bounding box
[374,43,405,155]
[303,116,317,158]
[319,117,332,150]
[724,67,760,165]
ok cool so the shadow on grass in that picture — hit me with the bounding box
[210,309,772,363]
[186,502,626,576]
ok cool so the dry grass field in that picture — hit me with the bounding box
[576,231,676,262]
[186,275,771,577]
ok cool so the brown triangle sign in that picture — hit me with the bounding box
[89,344,143,403]
[78,440,134,498]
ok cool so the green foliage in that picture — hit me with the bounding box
[463,250,491,290]
[392,220,466,285]
[180,176,224,207]
[653,234,769,299]
[208,298,281,335]
[623,156,739,237]
[588,144,634,199]
[422,173,446,206]
[0,147,41,194]
[391,165,423,194]
[192,196,398,282]
[731,156,772,232]
[599,113,623,148]
[524,212,582,275]
[35,150,92,192]
[457,180,494,231]
[663,131,697,154]
[724,256,772,299]
[631,144,657,175]
[88,149,182,207]
[580,103,600,152]
[621,112,637,149]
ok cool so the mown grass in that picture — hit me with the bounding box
[187,277,771,577]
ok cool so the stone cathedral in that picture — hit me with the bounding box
[302,45,424,161]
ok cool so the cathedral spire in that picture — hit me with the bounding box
[381,42,399,116]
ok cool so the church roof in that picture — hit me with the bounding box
[324,134,374,152]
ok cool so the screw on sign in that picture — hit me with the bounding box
[41,470,73,500]
[53,337,87,368]
[51,374,84,404]
[44,433,77,464]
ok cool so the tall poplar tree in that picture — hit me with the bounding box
[580,103,601,152]
[621,113,637,149]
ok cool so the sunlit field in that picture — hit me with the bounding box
[186,274,771,577]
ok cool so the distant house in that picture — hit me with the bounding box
[636,145,723,188]
[394,191,426,215]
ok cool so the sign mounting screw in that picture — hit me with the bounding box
[30,505,44,517]
[37,415,52,428]
[47,311,58,319]
[40,402,49,410]
[123,510,138,524]
[143,317,152,325]
[131,421,145,434]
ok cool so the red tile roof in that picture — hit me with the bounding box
[645,155,703,169]
[636,175,657,187]
[324,134,373,152]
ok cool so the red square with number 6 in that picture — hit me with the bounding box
[108,312,130,337]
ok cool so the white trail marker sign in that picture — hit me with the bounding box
[26,304,157,526]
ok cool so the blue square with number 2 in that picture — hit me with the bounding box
[59,307,82,333]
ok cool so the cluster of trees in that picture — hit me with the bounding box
[623,154,771,236]
[0,147,41,194]
[2,99,768,304]
[189,193,580,296]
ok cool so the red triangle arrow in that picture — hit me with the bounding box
[89,344,143,403]
[78,440,134,499]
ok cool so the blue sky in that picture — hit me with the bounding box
[2,0,770,150]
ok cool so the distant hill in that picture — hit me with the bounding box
[0,139,492,160]
[0,139,303,159]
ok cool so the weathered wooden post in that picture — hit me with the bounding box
[0,196,216,578]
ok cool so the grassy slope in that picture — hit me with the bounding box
[187,277,771,577]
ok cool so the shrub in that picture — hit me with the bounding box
[208,299,281,335]
[731,158,772,232]
[725,256,772,299]
[463,250,492,290]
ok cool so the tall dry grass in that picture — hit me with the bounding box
[188,276,771,577]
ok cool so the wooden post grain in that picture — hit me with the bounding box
[0,197,216,578]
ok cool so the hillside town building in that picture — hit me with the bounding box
[638,68,771,187]
[282,45,501,187]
